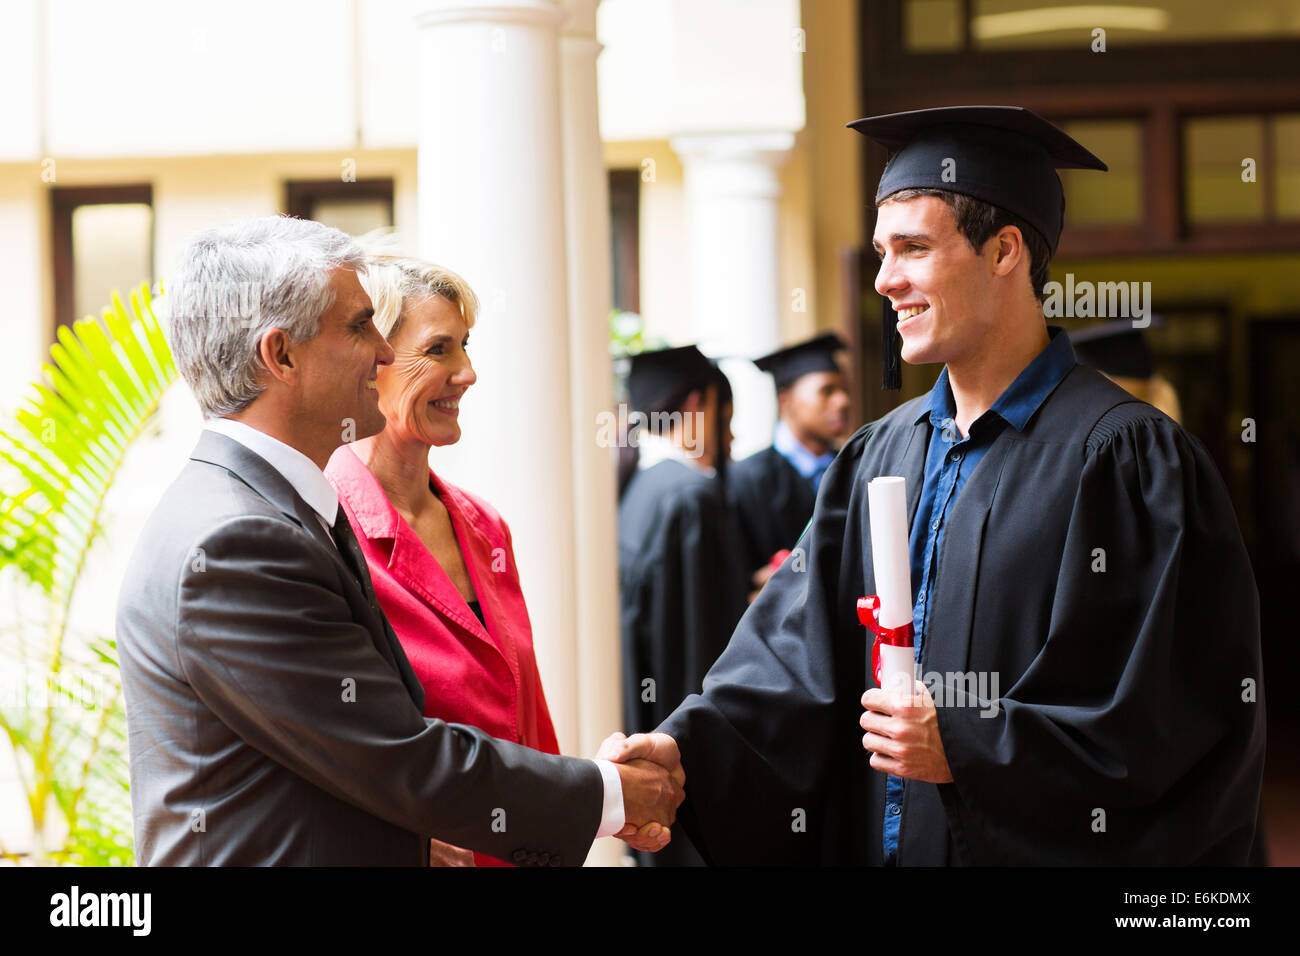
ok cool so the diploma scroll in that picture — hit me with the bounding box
[858,476,915,695]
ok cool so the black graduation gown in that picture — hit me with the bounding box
[729,446,818,576]
[618,458,749,866]
[659,364,1266,865]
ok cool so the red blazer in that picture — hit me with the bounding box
[325,444,561,866]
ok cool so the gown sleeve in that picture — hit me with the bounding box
[659,425,877,864]
[643,481,747,728]
[933,406,1266,864]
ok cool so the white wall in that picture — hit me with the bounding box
[0,177,47,418]
[0,0,434,161]
[597,0,805,140]
[0,148,418,414]
[3,0,805,161]
[0,0,41,161]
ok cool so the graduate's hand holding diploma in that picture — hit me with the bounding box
[857,475,952,784]
[597,731,686,852]
[861,682,953,784]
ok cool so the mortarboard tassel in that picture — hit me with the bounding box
[881,296,901,390]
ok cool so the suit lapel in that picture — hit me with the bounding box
[330,515,426,706]
[922,430,1015,677]
[379,476,512,676]
[859,416,928,583]
[191,431,425,708]
[859,416,927,690]
[436,478,520,683]
[191,430,338,554]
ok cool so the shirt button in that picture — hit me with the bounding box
[931,518,940,531]
[889,804,901,815]
[950,451,962,463]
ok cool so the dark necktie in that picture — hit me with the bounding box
[330,514,374,598]
[330,513,425,706]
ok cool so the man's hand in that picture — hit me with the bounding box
[598,732,685,853]
[429,836,475,866]
[860,680,953,783]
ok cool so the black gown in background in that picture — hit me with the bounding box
[729,446,818,577]
[618,458,749,866]
[659,363,1266,865]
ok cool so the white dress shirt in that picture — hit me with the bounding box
[202,418,626,841]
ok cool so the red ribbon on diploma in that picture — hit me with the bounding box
[857,595,915,689]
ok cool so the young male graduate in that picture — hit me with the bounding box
[729,333,852,592]
[617,345,749,866]
[605,106,1266,865]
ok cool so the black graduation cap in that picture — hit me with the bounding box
[848,105,1109,388]
[1071,320,1162,380]
[753,332,847,391]
[626,344,721,414]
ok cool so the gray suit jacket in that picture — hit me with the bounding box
[116,430,603,866]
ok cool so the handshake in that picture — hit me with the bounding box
[597,731,685,853]
[429,731,684,865]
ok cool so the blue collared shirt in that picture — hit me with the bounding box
[882,326,1076,864]
[773,420,837,492]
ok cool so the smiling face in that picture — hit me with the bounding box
[375,293,475,448]
[872,194,1006,369]
[293,267,393,447]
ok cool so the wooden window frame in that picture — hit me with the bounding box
[608,168,641,314]
[860,2,1300,260]
[283,178,395,225]
[50,184,154,336]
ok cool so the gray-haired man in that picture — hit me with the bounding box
[117,216,680,865]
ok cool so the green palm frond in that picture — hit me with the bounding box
[0,281,176,865]
[0,283,174,606]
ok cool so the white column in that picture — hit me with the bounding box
[670,133,795,460]
[412,1,581,758]
[559,0,624,867]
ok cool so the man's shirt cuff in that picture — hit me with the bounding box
[592,759,626,838]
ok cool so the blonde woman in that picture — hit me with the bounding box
[324,247,561,867]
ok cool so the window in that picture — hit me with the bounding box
[1277,116,1300,219]
[284,178,394,236]
[1185,114,1300,224]
[902,0,1300,52]
[608,169,641,314]
[50,185,154,336]
[1060,119,1143,225]
[904,0,963,52]
[972,0,1300,50]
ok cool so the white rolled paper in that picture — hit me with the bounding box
[868,476,915,694]
[877,644,916,696]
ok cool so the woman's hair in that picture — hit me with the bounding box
[354,231,479,339]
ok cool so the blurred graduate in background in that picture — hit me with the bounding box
[730,333,852,600]
[1070,319,1182,423]
[616,345,748,867]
